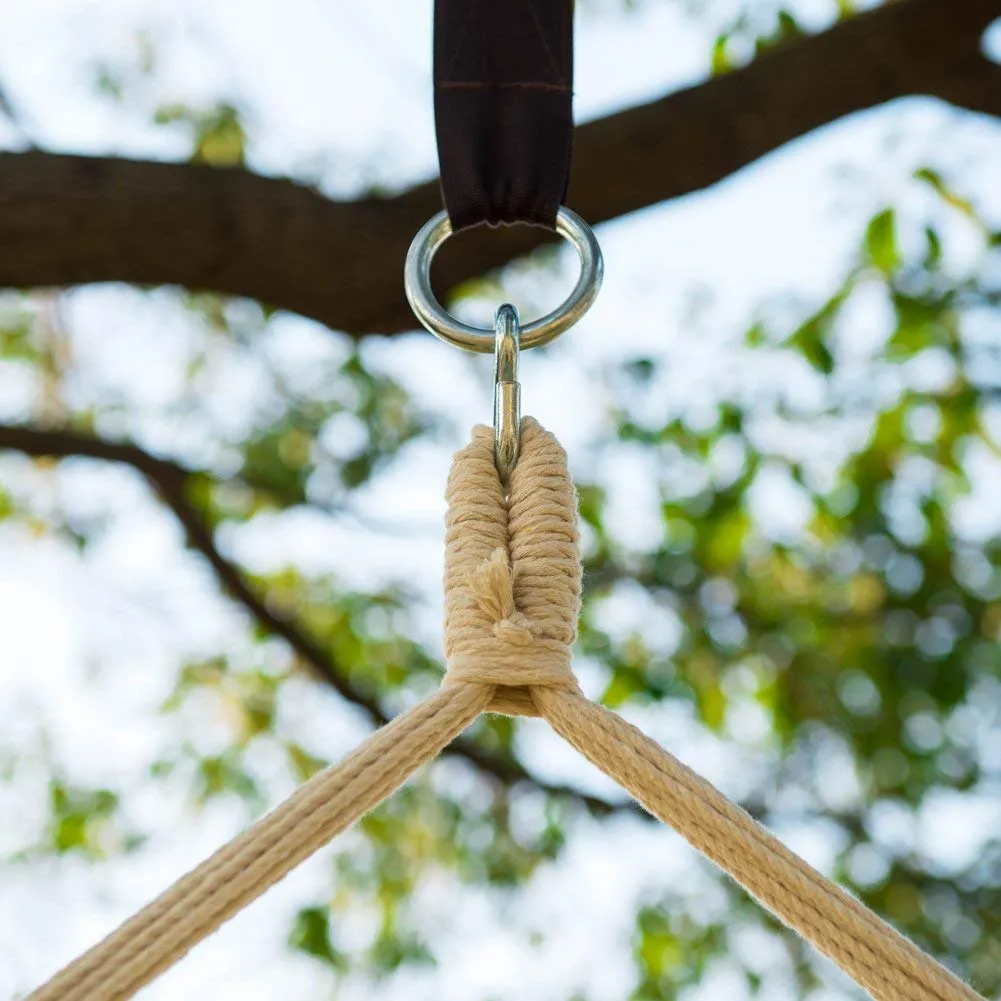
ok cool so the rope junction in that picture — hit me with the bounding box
[28,418,984,1001]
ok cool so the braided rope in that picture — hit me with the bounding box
[27,418,984,1001]
[29,685,490,1001]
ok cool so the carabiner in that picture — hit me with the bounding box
[493,304,521,485]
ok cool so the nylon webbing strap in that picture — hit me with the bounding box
[433,0,573,231]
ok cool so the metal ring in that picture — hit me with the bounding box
[404,207,603,353]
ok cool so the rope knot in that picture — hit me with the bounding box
[442,418,582,716]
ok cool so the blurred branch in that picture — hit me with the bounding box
[934,54,1001,116]
[0,0,995,335]
[0,425,385,704]
[0,422,624,817]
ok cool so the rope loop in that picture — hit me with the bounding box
[442,417,582,715]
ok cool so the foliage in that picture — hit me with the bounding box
[1,22,1001,1001]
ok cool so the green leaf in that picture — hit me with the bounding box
[289,906,344,968]
[886,290,950,360]
[711,34,731,75]
[775,10,803,43]
[153,102,247,167]
[914,168,977,221]
[369,928,434,975]
[923,226,942,268]
[788,315,834,373]
[194,104,246,167]
[864,208,899,276]
[624,357,656,382]
[783,286,850,375]
[46,782,122,857]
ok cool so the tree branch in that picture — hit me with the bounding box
[0,423,623,816]
[0,0,995,336]
[933,53,1001,116]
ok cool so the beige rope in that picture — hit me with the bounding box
[447,420,980,1001]
[536,687,981,1001]
[29,684,491,1001]
[442,418,582,716]
[28,417,984,1001]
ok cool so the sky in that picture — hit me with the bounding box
[0,1,1000,999]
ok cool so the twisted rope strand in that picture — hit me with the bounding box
[29,683,491,1001]
[26,418,984,1001]
[535,687,981,1001]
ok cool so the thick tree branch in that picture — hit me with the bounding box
[934,54,1001,116]
[0,423,622,816]
[0,0,996,336]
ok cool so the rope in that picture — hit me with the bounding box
[28,417,984,1001]
[442,418,581,716]
[29,684,491,1001]
[536,687,981,1001]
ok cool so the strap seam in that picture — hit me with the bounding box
[438,81,571,92]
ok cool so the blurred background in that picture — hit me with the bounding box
[1,0,1000,998]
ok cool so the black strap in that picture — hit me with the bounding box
[433,0,573,232]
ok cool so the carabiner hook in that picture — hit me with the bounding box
[493,304,521,485]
